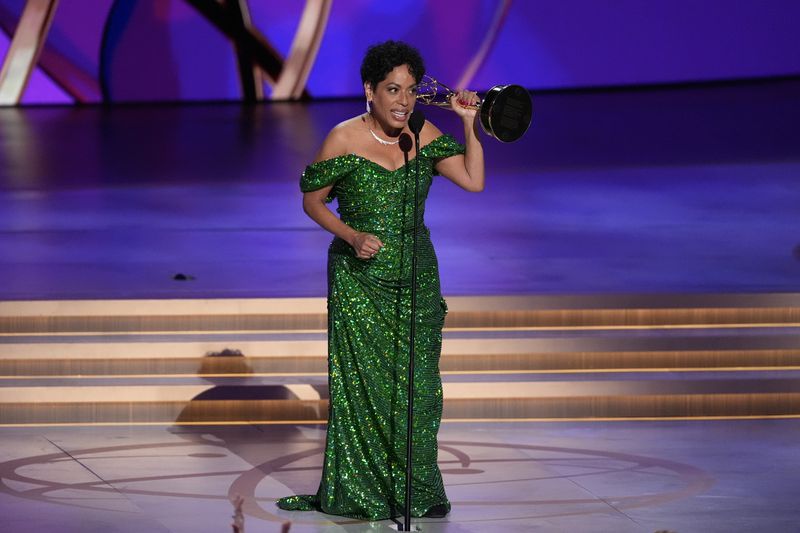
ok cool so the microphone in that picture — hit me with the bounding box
[399,133,412,167]
[408,110,425,136]
[398,133,413,155]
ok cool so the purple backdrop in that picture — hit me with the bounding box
[1,0,799,104]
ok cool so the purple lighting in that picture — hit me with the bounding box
[2,0,800,105]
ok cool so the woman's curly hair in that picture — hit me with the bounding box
[360,40,425,89]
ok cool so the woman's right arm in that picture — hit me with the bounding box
[302,188,383,260]
[302,126,383,259]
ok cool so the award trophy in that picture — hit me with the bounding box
[416,75,533,142]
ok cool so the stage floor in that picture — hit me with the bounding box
[1,419,799,532]
[2,80,800,532]
[1,79,799,300]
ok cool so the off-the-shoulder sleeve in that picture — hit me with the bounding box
[421,134,465,161]
[300,155,356,202]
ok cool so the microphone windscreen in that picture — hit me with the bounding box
[408,110,425,135]
[398,133,413,153]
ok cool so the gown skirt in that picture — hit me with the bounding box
[277,135,465,520]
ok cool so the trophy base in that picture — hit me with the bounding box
[480,84,533,143]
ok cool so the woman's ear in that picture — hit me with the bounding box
[364,82,373,101]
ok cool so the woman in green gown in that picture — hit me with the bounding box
[277,41,485,521]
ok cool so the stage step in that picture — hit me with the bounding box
[1,295,798,425]
[2,347,800,380]
[2,294,799,333]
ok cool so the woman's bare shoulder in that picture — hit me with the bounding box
[419,119,445,145]
[314,115,365,162]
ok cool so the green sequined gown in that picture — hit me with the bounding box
[277,134,464,520]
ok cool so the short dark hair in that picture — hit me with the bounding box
[360,40,425,89]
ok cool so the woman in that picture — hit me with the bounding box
[277,40,484,521]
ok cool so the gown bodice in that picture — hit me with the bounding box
[300,134,465,239]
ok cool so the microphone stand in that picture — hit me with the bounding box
[400,111,424,532]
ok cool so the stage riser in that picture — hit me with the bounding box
[3,331,799,359]
[2,350,800,378]
[3,378,800,401]
[2,306,799,333]
[1,296,798,425]
[3,295,798,315]
[2,393,800,425]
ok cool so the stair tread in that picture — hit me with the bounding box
[1,295,797,423]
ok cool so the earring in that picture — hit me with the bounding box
[366,99,371,113]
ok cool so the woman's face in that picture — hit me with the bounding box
[365,64,418,132]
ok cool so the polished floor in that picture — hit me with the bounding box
[1,420,799,532]
[1,79,799,300]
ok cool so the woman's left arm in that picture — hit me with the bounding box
[434,90,485,192]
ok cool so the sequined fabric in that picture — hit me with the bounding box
[277,134,465,520]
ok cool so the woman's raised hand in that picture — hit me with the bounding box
[449,89,479,120]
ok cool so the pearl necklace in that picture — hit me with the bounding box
[368,127,400,146]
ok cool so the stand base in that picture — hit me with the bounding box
[391,523,421,531]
